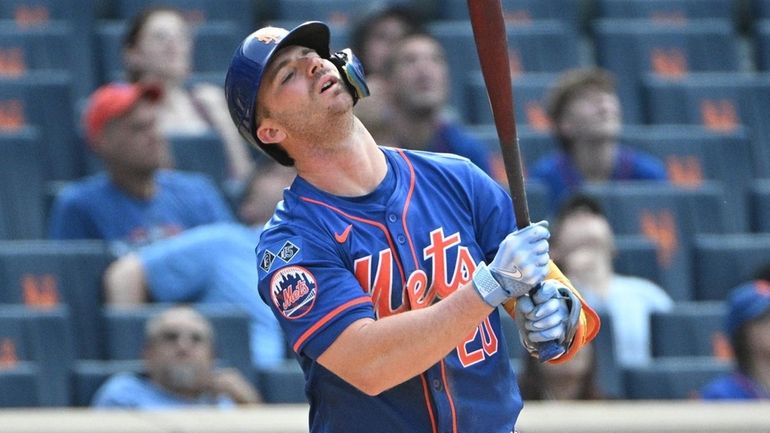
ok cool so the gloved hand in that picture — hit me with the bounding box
[471,221,550,307]
[515,279,582,358]
[488,220,551,297]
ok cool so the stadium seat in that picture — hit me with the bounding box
[593,314,624,399]
[256,360,307,403]
[0,127,46,240]
[168,132,228,188]
[614,235,661,285]
[429,20,580,113]
[0,304,75,406]
[749,179,770,233]
[620,124,754,232]
[103,304,253,380]
[0,362,40,407]
[95,20,243,85]
[650,301,726,358]
[0,71,81,182]
[468,125,558,175]
[755,0,770,20]
[71,359,144,407]
[465,72,560,128]
[0,240,113,360]
[593,19,740,123]
[623,357,731,399]
[274,0,366,25]
[439,0,583,30]
[580,181,729,300]
[595,0,737,23]
[114,0,257,37]
[692,233,770,301]
[0,0,95,99]
[643,73,770,178]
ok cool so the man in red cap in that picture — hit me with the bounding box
[48,82,233,255]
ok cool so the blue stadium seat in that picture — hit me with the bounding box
[466,72,560,128]
[754,20,770,71]
[0,127,46,240]
[0,304,75,406]
[650,301,726,358]
[581,182,729,300]
[643,73,770,178]
[256,360,307,403]
[0,362,39,407]
[692,233,770,301]
[595,0,737,23]
[614,235,661,285]
[593,19,740,123]
[275,0,367,25]
[623,357,731,399]
[71,359,144,407]
[103,304,253,380]
[168,132,228,188]
[95,20,243,85]
[0,71,81,182]
[439,0,583,30]
[620,124,754,232]
[115,0,257,37]
[755,0,770,19]
[0,240,113,360]
[467,125,558,175]
[429,20,580,113]
[0,1,95,99]
[593,314,624,399]
[750,179,770,233]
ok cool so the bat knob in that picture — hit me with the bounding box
[537,340,565,362]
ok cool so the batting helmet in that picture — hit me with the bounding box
[225,21,370,166]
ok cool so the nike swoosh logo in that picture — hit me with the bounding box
[334,224,352,243]
[496,266,523,279]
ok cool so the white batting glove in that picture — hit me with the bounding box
[515,279,581,357]
[488,220,551,297]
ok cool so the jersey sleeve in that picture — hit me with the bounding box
[256,226,374,360]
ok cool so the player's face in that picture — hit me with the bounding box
[102,100,170,174]
[257,45,353,145]
[127,10,192,81]
[558,89,621,143]
[145,310,215,394]
[388,36,449,114]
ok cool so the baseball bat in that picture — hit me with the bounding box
[466,0,564,362]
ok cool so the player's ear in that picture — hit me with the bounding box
[256,119,287,144]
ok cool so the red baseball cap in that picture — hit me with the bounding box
[84,82,162,144]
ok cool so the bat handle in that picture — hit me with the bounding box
[529,284,567,362]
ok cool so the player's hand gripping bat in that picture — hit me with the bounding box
[466,0,564,362]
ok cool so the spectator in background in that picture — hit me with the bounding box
[381,30,493,174]
[349,3,423,144]
[123,6,255,188]
[102,159,295,369]
[92,306,260,408]
[48,82,233,256]
[518,343,604,400]
[700,268,770,400]
[551,194,673,368]
[530,68,667,210]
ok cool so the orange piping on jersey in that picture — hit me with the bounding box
[439,360,459,433]
[396,149,420,268]
[300,196,407,286]
[419,373,439,433]
[292,296,371,353]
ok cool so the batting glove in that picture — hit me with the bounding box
[488,220,551,297]
[515,279,582,358]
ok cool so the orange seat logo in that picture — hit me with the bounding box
[0,48,26,76]
[22,274,59,308]
[700,99,739,131]
[651,48,688,77]
[666,155,703,187]
[0,338,18,368]
[640,210,678,267]
[15,6,49,27]
[0,100,25,131]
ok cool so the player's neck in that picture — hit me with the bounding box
[294,118,387,197]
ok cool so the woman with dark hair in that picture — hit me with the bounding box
[123,7,255,187]
[518,343,604,400]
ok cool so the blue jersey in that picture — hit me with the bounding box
[257,147,522,433]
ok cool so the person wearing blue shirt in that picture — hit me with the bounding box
[103,160,295,369]
[700,275,770,400]
[529,68,667,211]
[381,31,494,176]
[48,82,233,255]
[92,306,260,408]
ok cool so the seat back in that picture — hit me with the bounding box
[692,233,770,300]
[595,0,737,22]
[749,179,770,232]
[0,127,46,239]
[650,301,726,357]
[114,0,257,37]
[623,357,731,399]
[440,0,583,29]
[169,132,228,188]
[466,72,559,129]
[71,359,144,407]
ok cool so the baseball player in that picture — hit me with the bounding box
[225,22,600,433]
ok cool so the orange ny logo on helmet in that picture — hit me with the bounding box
[254,27,287,44]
